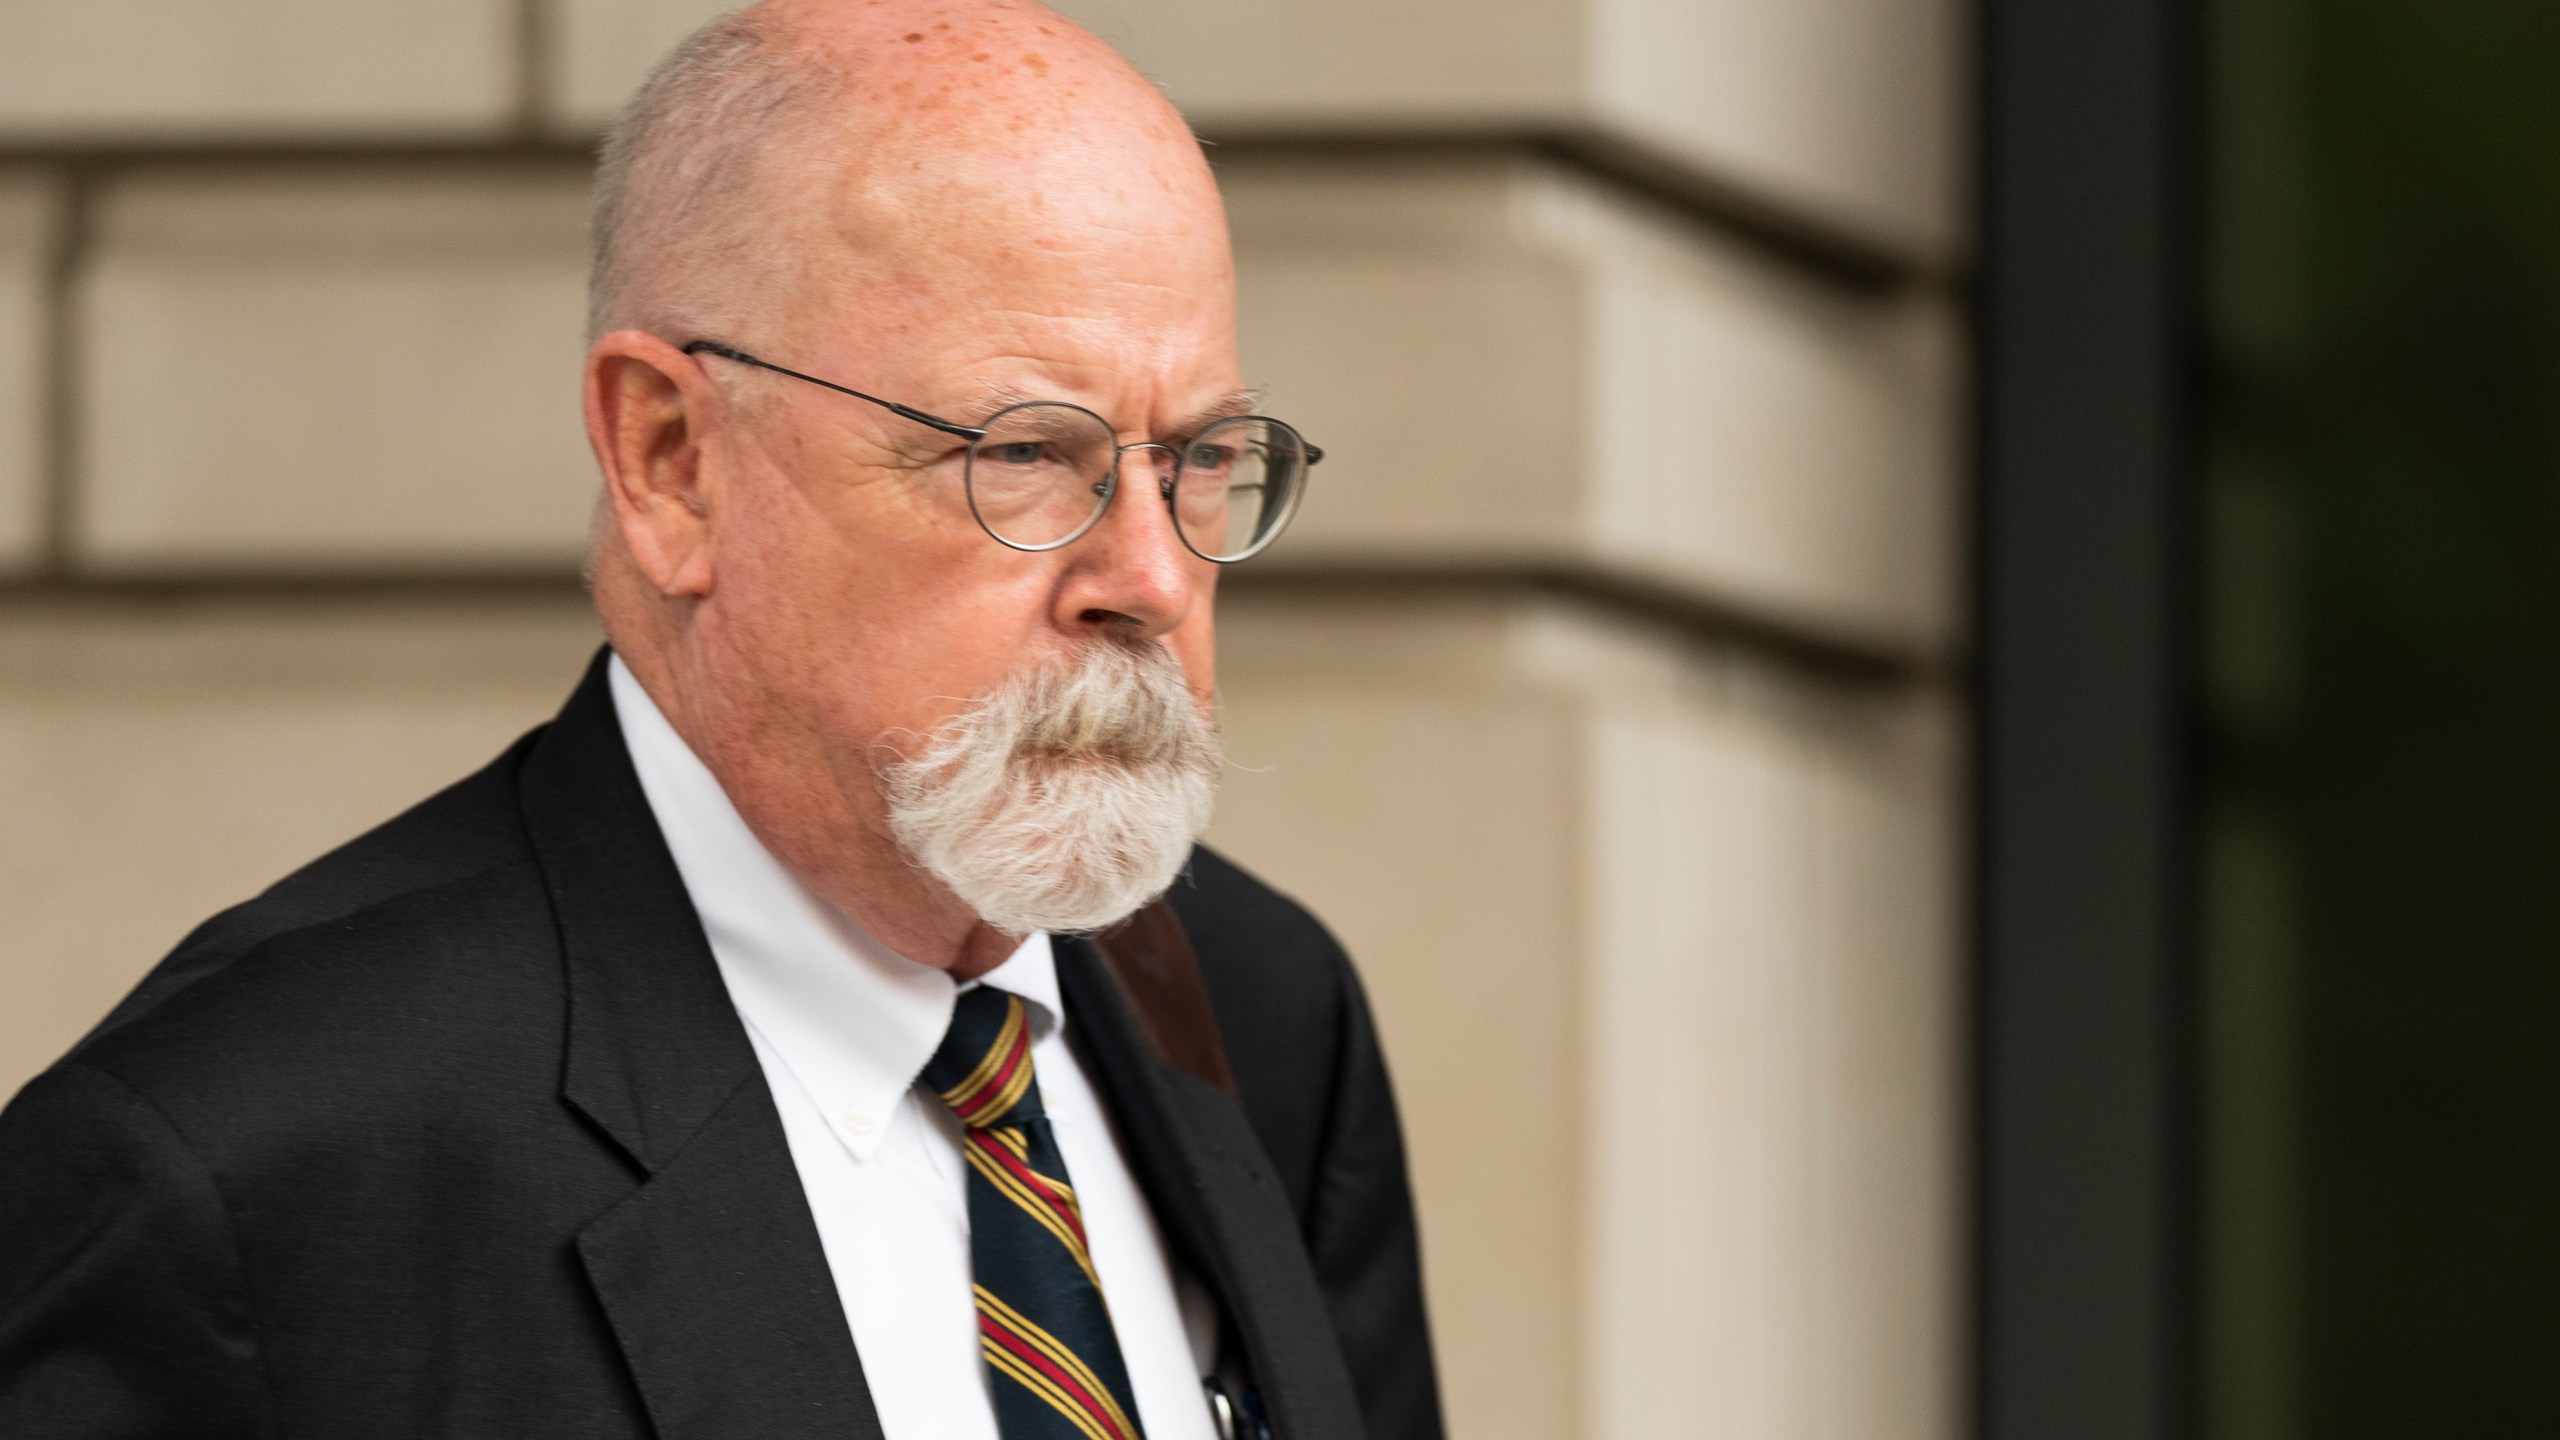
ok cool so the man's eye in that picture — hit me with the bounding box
[1184,443,1236,469]
[987,441,1047,466]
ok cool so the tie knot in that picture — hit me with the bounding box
[922,986,1045,1129]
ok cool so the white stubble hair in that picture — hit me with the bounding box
[879,638,1221,935]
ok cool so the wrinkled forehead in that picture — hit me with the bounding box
[846,147,1224,283]
[778,120,1235,368]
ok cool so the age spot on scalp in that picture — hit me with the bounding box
[1023,52,1049,74]
[904,31,923,41]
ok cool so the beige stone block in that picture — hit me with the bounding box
[0,174,57,572]
[1070,0,1964,259]
[1208,587,1963,1440]
[1581,678,1962,1440]
[1227,154,1964,656]
[0,596,602,1099]
[0,1,516,141]
[75,169,599,572]
[1578,0,1966,260]
[544,0,1961,255]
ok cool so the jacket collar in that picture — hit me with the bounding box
[518,650,886,1440]
[519,649,755,1174]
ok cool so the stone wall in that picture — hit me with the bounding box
[0,5,1970,1438]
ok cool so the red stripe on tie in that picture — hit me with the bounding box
[979,1310,1137,1440]
[952,1024,1030,1124]
[971,1131,1091,1247]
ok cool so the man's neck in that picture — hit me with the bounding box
[950,922,1028,982]
[606,645,999,975]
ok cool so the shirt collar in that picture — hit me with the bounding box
[607,654,1057,1161]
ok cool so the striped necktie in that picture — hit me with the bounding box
[923,986,1149,1440]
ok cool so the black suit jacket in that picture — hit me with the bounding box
[0,654,1442,1440]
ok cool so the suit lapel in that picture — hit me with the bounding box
[520,652,884,1440]
[1056,937,1369,1440]
[573,1075,884,1440]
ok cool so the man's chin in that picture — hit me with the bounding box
[925,822,1201,937]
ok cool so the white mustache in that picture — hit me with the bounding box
[877,639,1220,934]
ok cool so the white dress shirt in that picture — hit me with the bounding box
[609,657,1218,1440]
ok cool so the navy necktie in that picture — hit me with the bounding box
[923,986,1149,1440]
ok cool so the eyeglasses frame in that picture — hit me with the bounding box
[681,340,1318,563]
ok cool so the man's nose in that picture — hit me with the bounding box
[1055,444,1199,638]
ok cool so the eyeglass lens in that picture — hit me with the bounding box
[965,404,1118,550]
[965,404,1306,562]
[1174,417,1303,562]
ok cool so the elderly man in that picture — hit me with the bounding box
[0,4,1439,1439]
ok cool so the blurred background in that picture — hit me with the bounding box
[0,1,2547,1438]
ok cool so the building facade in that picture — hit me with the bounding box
[0,4,1969,1437]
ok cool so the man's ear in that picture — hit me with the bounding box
[584,330,722,598]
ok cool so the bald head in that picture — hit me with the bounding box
[590,0,1226,347]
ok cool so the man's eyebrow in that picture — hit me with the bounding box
[1166,390,1263,438]
[955,385,1269,435]
[962,383,1043,421]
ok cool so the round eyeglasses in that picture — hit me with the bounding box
[684,341,1317,563]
